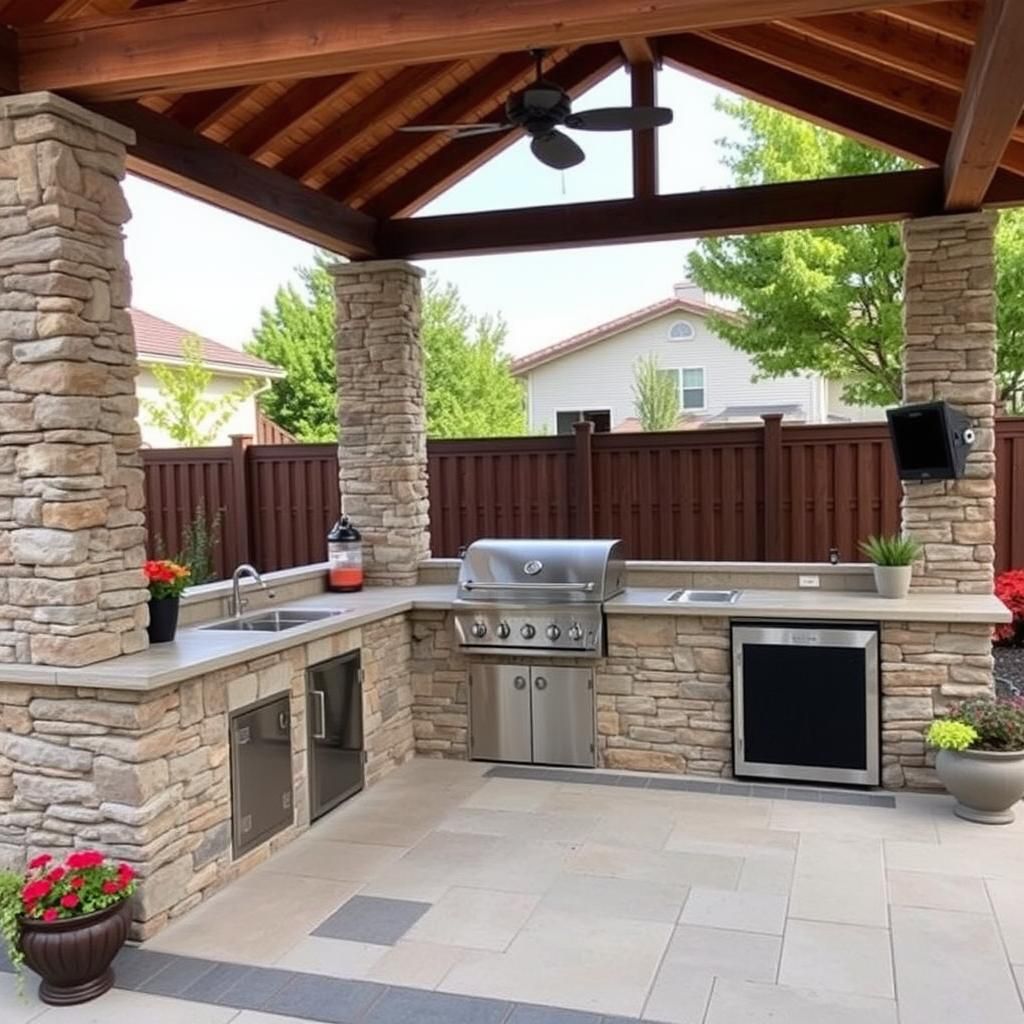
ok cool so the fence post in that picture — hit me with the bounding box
[229,434,253,567]
[573,419,595,538]
[761,414,783,561]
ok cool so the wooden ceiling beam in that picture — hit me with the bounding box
[275,62,457,183]
[324,51,538,207]
[0,0,88,24]
[0,24,15,92]
[18,0,937,100]
[620,36,658,66]
[364,44,622,219]
[785,11,968,90]
[376,167,1024,260]
[944,0,1024,211]
[631,61,658,197]
[93,100,377,257]
[164,84,258,133]
[223,73,356,159]
[885,1,982,43]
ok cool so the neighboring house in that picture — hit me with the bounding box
[511,282,887,434]
[131,309,285,448]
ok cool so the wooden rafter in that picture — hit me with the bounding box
[164,85,259,133]
[323,51,538,206]
[365,44,621,219]
[944,0,1024,210]
[18,0,937,100]
[885,1,981,43]
[94,100,377,257]
[376,167,1024,259]
[631,62,658,197]
[223,73,356,159]
[0,0,87,23]
[274,62,458,183]
[0,24,14,92]
[786,11,968,90]
[620,36,658,66]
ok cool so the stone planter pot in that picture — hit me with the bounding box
[19,899,132,1006]
[935,747,1024,824]
[147,595,180,643]
[872,564,913,599]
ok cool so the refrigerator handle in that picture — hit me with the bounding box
[534,676,548,691]
[311,689,327,740]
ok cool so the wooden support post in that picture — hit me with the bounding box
[230,434,254,567]
[573,419,595,539]
[761,414,784,561]
[631,62,658,198]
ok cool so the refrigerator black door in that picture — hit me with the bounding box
[308,652,364,820]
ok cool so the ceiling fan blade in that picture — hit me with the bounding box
[449,124,515,138]
[530,130,585,170]
[565,106,673,131]
[398,122,509,134]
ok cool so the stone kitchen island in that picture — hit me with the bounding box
[0,561,1008,939]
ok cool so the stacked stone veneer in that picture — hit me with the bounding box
[901,212,997,595]
[331,260,430,586]
[0,614,413,937]
[0,93,148,666]
[411,609,470,760]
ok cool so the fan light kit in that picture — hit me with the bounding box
[398,50,673,170]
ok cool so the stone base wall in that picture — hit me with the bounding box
[880,620,993,789]
[410,609,469,760]
[0,615,414,939]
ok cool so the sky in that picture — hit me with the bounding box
[123,68,738,359]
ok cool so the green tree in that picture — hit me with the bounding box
[686,98,1024,409]
[248,260,525,440]
[997,210,1024,413]
[142,335,257,446]
[632,354,680,431]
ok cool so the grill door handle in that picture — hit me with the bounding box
[534,676,548,691]
[462,581,595,592]
[513,676,528,690]
[311,689,326,740]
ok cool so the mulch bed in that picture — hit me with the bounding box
[994,646,1024,698]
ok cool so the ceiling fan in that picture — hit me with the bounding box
[397,50,673,170]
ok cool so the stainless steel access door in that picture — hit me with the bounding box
[531,666,595,768]
[469,664,532,762]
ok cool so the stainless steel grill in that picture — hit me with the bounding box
[453,538,625,658]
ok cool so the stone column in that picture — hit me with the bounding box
[331,260,430,586]
[0,93,148,666]
[901,212,997,595]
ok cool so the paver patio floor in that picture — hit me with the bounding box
[4,757,1024,1023]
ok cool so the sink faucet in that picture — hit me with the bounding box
[230,564,275,617]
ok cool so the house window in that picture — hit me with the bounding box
[681,367,706,410]
[668,320,695,341]
[556,409,611,435]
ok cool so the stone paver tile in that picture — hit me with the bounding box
[789,835,887,927]
[885,840,1021,881]
[439,808,597,843]
[780,920,894,999]
[255,838,405,883]
[274,937,389,979]
[137,955,218,997]
[679,888,788,935]
[567,842,741,891]
[233,1013,324,1024]
[588,811,674,851]
[32,989,238,1024]
[0,973,45,1024]
[703,978,898,1024]
[311,895,430,945]
[986,879,1024,963]
[365,940,484,990]
[359,862,456,903]
[111,948,178,990]
[310,815,431,847]
[212,967,298,1010]
[660,924,780,983]
[362,986,511,1024]
[887,870,988,913]
[179,962,253,1003]
[737,851,795,895]
[769,803,937,843]
[641,965,713,1023]
[891,906,1024,1024]
[452,837,575,895]
[462,778,563,812]
[406,887,539,951]
[507,1004,605,1024]
[539,873,688,924]
[1014,963,1024,1002]
[260,973,384,1023]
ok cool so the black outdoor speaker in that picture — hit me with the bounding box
[886,401,976,481]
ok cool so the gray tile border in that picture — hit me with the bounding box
[179,961,254,1003]
[784,788,823,802]
[213,965,298,1010]
[262,972,385,1022]
[112,947,179,991]
[362,985,511,1024]
[747,785,787,800]
[137,954,218,997]
[507,1004,605,1024]
[312,895,431,945]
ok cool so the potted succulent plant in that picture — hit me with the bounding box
[859,534,922,599]
[144,558,191,643]
[0,850,136,1005]
[927,696,1024,824]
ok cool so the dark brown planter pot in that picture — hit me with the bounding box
[19,899,132,1006]
[147,595,180,644]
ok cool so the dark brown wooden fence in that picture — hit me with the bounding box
[142,417,1024,580]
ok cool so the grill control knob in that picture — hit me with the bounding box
[520,624,536,639]
[545,624,561,641]
[496,621,511,639]
[470,621,487,638]
[567,622,584,641]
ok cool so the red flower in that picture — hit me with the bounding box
[117,863,135,882]
[101,880,121,895]
[65,850,104,870]
[60,893,79,910]
[47,867,65,883]
[42,908,59,923]
[69,875,85,890]
[28,854,52,870]
[22,878,52,904]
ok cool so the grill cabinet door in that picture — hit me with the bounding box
[470,665,532,762]
[530,667,595,768]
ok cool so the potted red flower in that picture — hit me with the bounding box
[0,850,136,1005]
[144,558,190,643]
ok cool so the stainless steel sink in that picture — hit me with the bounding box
[201,608,347,632]
[665,589,741,604]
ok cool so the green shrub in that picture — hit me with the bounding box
[926,720,979,752]
[859,533,922,567]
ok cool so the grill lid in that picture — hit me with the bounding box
[456,538,625,604]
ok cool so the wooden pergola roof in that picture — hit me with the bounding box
[3,0,1024,260]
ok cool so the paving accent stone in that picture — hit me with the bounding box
[331,260,430,585]
[0,92,147,665]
